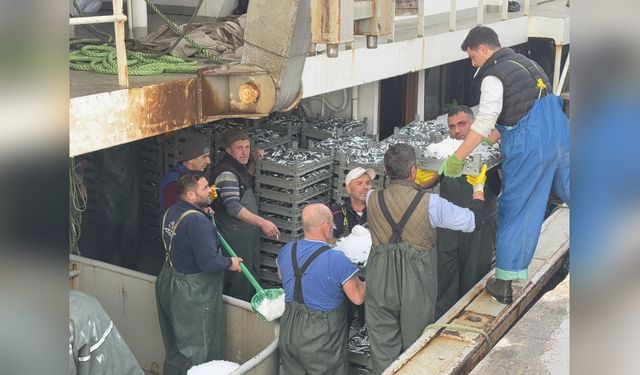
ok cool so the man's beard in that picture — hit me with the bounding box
[196,196,212,208]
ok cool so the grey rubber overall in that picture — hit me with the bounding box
[435,176,498,317]
[366,191,437,375]
[156,210,225,375]
[278,242,349,375]
[216,187,261,301]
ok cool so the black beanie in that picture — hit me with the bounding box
[181,135,210,161]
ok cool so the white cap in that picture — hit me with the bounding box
[345,167,376,186]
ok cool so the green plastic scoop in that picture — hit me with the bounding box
[218,233,285,321]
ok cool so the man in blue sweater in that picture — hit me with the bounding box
[159,134,212,211]
[155,172,242,375]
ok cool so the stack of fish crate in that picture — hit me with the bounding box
[392,119,449,143]
[307,135,380,204]
[254,146,333,287]
[331,147,387,204]
[300,117,367,148]
[247,127,291,151]
[138,137,166,241]
[258,114,307,145]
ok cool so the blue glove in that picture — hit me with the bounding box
[438,154,464,177]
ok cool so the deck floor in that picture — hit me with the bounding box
[470,274,570,375]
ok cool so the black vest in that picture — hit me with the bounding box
[478,48,551,126]
[210,152,255,211]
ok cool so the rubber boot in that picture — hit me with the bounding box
[486,277,513,304]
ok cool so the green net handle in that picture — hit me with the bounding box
[218,232,265,294]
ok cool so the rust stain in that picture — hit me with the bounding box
[337,0,341,41]
[322,0,331,39]
[456,311,496,328]
[132,79,199,138]
[440,330,475,344]
[71,64,276,156]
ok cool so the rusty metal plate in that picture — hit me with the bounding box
[199,64,276,122]
[69,78,199,157]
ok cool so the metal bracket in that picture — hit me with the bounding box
[198,64,277,122]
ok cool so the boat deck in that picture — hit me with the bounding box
[470,274,569,375]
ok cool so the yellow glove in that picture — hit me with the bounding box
[466,164,488,192]
[209,184,219,202]
[415,169,437,186]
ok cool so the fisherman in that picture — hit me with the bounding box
[210,128,279,301]
[439,26,570,303]
[159,134,212,211]
[156,172,242,375]
[331,167,374,237]
[435,105,501,318]
[330,167,374,353]
[69,290,144,375]
[277,203,366,375]
[366,143,488,374]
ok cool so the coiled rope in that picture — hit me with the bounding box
[69,39,199,75]
[69,0,229,75]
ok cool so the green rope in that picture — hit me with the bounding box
[69,157,87,256]
[425,323,493,348]
[143,0,227,65]
[69,0,228,75]
[70,39,199,75]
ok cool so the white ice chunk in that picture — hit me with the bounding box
[187,360,240,375]
[255,294,285,321]
[335,225,372,265]
[423,137,500,161]
[424,138,464,159]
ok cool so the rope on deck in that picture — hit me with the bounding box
[69,0,230,75]
[142,0,228,65]
[425,322,493,348]
[69,39,199,75]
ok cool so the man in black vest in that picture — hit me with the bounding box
[435,105,500,317]
[210,128,280,301]
[439,26,570,304]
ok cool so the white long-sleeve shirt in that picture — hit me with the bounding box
[365,190,476,233]
[471,76,504,138]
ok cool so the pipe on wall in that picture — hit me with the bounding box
[351,85,359,120]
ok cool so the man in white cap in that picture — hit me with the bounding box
[330,166,375,354]
[331,167,376,238]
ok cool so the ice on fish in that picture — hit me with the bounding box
[187,360,240,375]
[335,225,372,265]
[424,138,464,159]
[255,294,285,321]
[422,137,500,161]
